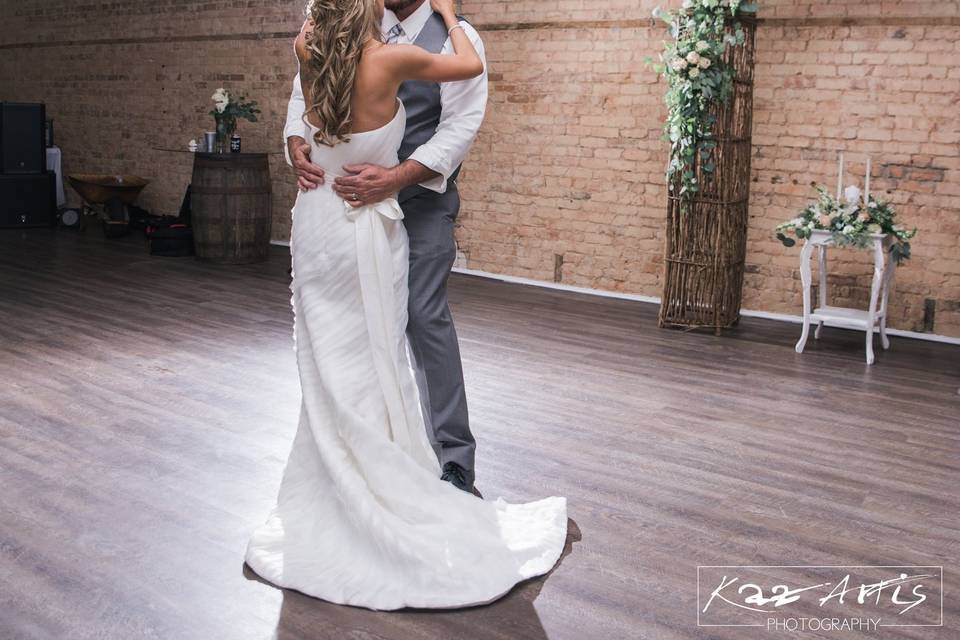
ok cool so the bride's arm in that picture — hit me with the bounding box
[387,0,483,82]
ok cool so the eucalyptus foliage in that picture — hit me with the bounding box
[649,0,757,200]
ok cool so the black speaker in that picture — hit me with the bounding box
[0,173,56,228]
[1,102,46,174]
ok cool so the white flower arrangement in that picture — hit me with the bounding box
[776,185,917,263]
[205,87,261,151]
[208,87,260,124]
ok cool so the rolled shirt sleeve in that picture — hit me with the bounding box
[406,22,488,193]
[283,73,309,166]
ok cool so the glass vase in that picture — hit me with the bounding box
[215,117,236,154]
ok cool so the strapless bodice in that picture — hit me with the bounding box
[303,100,406,178]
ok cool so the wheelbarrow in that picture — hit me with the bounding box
[67,174,149,237]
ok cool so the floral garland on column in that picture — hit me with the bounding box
[650,0,757,199]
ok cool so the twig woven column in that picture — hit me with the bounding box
[658,17,756,335]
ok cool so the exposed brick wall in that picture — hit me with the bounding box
[0,0,306,241]
[460,0,960,336]
[748,19,960,335]
[1,0,958,336]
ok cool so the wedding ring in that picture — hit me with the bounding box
[352,193,359,201]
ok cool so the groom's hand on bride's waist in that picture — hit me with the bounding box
[334,161,441,207]
[334,163,402,208]
[288,136,325,191]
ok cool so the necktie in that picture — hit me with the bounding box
[385,24,404,44]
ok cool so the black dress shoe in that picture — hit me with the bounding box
[441,462,473,493]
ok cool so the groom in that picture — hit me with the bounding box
[283,0,488,493]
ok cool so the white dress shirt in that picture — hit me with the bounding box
[284,2,488,193]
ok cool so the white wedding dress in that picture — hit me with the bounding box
[244,100,568,610]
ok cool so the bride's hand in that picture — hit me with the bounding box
[391,1,481,83]
[430,0,456,19]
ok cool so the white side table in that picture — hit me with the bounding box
[795,230,897,365]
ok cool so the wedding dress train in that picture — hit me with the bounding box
[244,101,567,610]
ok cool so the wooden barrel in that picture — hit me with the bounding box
[190,153,272,264]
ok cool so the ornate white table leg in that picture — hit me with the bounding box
[795,240,815,353]
[879,240,896,350]
[864,237,886,365]
[815,244,827,340]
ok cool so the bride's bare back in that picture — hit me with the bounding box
[294,1,483,139]
[295,21,400,135]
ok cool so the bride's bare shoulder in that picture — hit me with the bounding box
[294,18,313,62]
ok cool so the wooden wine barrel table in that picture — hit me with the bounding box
[190,152,272,264]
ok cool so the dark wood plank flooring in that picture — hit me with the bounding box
[1,229,957,640]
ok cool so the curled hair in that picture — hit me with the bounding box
[303,0,382,146]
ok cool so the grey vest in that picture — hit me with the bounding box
[397,12,464,189]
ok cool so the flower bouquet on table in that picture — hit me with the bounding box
[776,185,917,264]
[209,88,260,152]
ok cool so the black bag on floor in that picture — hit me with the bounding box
[148,224,194,257]
[145,184,194,256]
[177,183,192,227]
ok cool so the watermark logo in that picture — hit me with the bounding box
[697,566,943,632]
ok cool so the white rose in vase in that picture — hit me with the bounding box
[212,88,230,114]
[686,51,701,65]
[698,57,712,69]
[689,67,701,78]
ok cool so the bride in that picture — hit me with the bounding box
[244,0,567,610]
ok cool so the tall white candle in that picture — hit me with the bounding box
[865,156,871,204]
[836,152,844,200]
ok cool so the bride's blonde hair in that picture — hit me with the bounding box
[303,0,382,146]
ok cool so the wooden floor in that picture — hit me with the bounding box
[1,228,958,640]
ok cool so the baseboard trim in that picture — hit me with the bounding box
[267,241,958,346]
[453,266,662,305]
[450,267,960,346]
